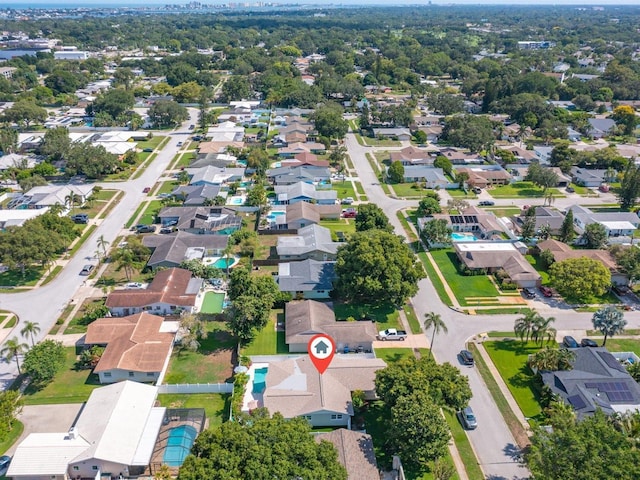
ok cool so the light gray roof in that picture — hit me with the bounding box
[186,166,244,185]
[171,184,222,205]
[278,259,336,292]
[568,204,639,227]
[158,206,242,232]
[143,231,229,267]
[402,166,446,181]
[275,182,337,203]
[276,224,340,256]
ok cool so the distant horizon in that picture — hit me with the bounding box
[1,0,639,6]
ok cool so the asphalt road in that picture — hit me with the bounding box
[344,132,640,479]
[0,108,199,389]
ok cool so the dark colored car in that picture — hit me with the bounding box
[142,187,151,193]
[70,213,89,224]
[0,455,11,473]
[478,200,495,206]
[563,336,579,349]
[143,148,153,152]
[136,225,156,234]
[566,186,575,193]
[160,227,176,234]
[460,406,478,430]
[581,338,598,348]
[539,286,553,297]
[523,288,536,299]
[459,349,475,366]
[612,285,630,295]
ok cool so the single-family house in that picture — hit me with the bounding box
[7,381,166,480]
[541,347,640,419]
[277,142,326,158]
[170,184,223,206]
[570,167,608,188]
[437,147,483,164]
[315,429,379,480]
[207,121,245,142]
[268,202,341,230]
[587,118,616,139]
[157,206,242,235]
[186,166,245,186]
[371,128,411,141]
[9,184,94,210]
[142,231,229,270]
[398,166,448,188]
[190,152,238,169]
[512,206,566,236]
[0,153,36,171]
[536,239,628,285]
[416,125,443,143]
[454,166,511,188]
[196,141,245,155]
[277,260,336,299]
[389,146,434,166]
[454,242,541,288]
[84,313,177,384]
[105,268,202,316]
[422,206,505,239]
[567,204,639,239]
[261,356,386,428]
[285,300,377,353]
[0,207,50,230]
[266,165,331,185]
[274,182,338,205]
[276,224,341,261]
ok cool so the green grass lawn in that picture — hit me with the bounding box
[391,182,431,198]
[375,348,430,364]
[403,303,422,334]
[0,420,23,455]
[126,202,146,228]
[569,183,589,195]
[397,211,418,243]
[354,181,366,195]
[485,207,522,217]
[201,291,225,314]
[158,180,178,195]
[448,189,477,199]
[21,347,101,404]
[490,182,562,198]
[319,218,356,239]
[139,200,163,225]
[417,252,452,306]
[332,182,356,200]
[334,302,401,330]
[362,136,401,147]
[0,267,43,287]
[599,338,640,356]
[443,409,483,480]
[68,225,97,256]
[242,312,288,356]
[430,249,500,305]
[483,340,545,422]
[136,135,166,150]
[525,255,550,285]
[164,322,236,384]
[157,393,230,426]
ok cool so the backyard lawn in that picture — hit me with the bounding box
[448,189,477,199]
[164,321,236,384]
[241,312,288,356]
[21,347,101,405]
[319,218,356,238]
[157,393,229,426]
[375,348,430,364]
[599,338,640,356]
[139,200,163,225]
[429,249,500,305]
[334,302,401,330]
[490,182,562,198]
[333,181,357,200]
[483,340,545,422]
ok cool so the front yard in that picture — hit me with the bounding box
[489,182,563,198]
[390,182,434,198]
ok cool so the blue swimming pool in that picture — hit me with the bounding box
[267,211,286,220]
[252,367,268,394]
[213,257,236,269]
[451,232,478,242]
[163,425,198,467]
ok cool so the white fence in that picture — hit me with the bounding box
[157,383,233,394]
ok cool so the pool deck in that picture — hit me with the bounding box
[241,363,269,412]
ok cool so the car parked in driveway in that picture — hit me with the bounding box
[0,455,11,474]
[581,338,598,347]
[539,286,553,297]
[70,213,89,224]
[563,335,579,349]
[612,285,630,295]
[523,288,536,299]
[136,225,156,234]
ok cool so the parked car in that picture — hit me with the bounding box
[459,406,478,430]
[0,455,11,474]
[160,227,176,234]
[79,264,95,276]
[136,225,156,234]
[142,187,151,193]
[177,141,183,147]
[377,328,408,341]
[70,213,89,224]
[612,285,630,295]
[341,197,354,205]
[459,349,475,366]
[472,187,482,194]
[126,282,143,289]
[566,186,575,193]
[581,338,598,348]
[523,288,536,299]
[539,286,553,297]
[478,200,495,206]
[563,336,579,349]
[342,210,356,218]
[189,124,195,130]
[143,148,153,152]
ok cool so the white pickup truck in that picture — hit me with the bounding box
[377,328,408,341]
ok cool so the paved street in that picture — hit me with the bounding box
[0,108,199,388]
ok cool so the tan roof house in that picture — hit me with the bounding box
[261,356,386,428]
[105,268,202,317]
[389,145,434,166]
[267,202,340,230]
[84,313,176,384]
[285,300,378,353]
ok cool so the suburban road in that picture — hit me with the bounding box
[0,108,199,388]
[344,132,640,480]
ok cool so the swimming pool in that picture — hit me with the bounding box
[213,257,237,269]
[252,367,268,394]
[451,232,478,242]
[163,425,197,467]
[267,211,286,220]
[226,195,245,206]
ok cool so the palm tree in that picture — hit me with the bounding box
[423,312,448,359]
[592,306,627,346]
[112,247,135,281]
[221,243,235,279]
[20,321,40,347]
[96,235,110,259]
[613,411,640,449]
[528,347,575,372]
[532,315,556,346]
[514,310,539,343]
[0,337,28,374]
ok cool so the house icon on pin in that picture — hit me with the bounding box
[315,340,329,355]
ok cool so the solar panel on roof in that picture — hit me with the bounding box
[568,394,587,410]
[597,351,627,373]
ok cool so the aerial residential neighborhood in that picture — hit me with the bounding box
[0,3,638,480]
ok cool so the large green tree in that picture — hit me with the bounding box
[335,230,425,306]
[387,160,405,184]
[559,209,576,244]
[420,219,452,247]
[355,203,393,233]
[178,410,347,480]
[525,163,559,194]
[312,102,348,139]
[22,339,65,387]
[441,114,494,153]
[148,99,189,128]
[40,126,71,162]
[0,390,23,442]
[3,100,47,129]
[582,222,608,249]
[549,257,611,303]
[90,88,135,120]
[617,162,640,211]
[64,143,118,178]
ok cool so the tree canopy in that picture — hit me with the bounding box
[355,203,393,232]
[22,339,65,387]
[549,257,611,303]
[178,409,347,480]
[335,229,425,306]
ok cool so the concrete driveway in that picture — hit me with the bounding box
[6,404,84,456]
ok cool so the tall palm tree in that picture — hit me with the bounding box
[221,243,235,279]
[96,235,110,259]
[514,310,539,343]
[423,312,448,359]
[20,321,40,347]
[532,315,556,346]
[592,306,627,346]
[0,337,28,374]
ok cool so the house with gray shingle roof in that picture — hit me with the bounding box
[142,231,228,270]
[274,182,337,205]
[276,224,340,260]
[170,184,223,206]
[277,260,336,299]
[541,347,640,420]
